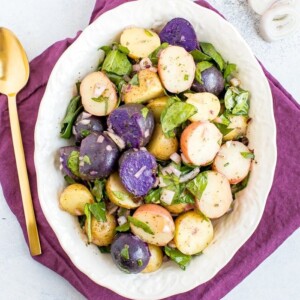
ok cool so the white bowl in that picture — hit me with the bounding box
[34,0,277,299]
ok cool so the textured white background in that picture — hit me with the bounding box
[0,0,299,299]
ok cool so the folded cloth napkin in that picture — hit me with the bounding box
[0,0,299,299]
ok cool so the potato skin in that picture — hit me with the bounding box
[123,70,165,104]
[162,203,194,214]
[142,244,163,273]
[147,124,178,160]
[85,214,116,246]
[106,172,141,209]
[147,96,169,123]
[59,183,94,216]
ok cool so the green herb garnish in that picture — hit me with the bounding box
[141,107,149,119]
[144,29,153,37]
[240,152,255,159]
[120,244,130,260]
[186,172,208,199]
[128,216,154,235]
[164,246,191,270]
[88,202,106,222]
[116,222,130,232]
[67,150,80,177]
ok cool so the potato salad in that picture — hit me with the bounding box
[58,17,254,274]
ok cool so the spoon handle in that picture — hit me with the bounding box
[8,94,42,256]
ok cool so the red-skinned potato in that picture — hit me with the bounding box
[130,204,175,246]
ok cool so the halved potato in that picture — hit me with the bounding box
[142,244,163,273]
[85,214,116,246]
[212,141,252,184]
[174,211,213,255]
[185,92,220,122]
[123,69,165,104]
[59,183,94,216]
[162,203,194,214]
[120,27,161,59]
[130,204,175,246]
[158,46,195,93]
[196,171,233,219]
[180,121,222,166]
[106,172,141,209]
[147,124,178,160]
[80,71,117,116]
[147,96,169,123]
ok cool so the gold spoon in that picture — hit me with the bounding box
[0,28,41,256]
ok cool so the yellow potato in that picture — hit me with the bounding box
[123,69,164,104]
[162,203,194,214]
[106,172,141,209]
[120,27,161,59]
[142,244,163,273]
[147,124,178,160]
[223,115,248,141]
[59,183,94,216]
[147,96,169,123]
[185,92,220,122]
[174,211,214,255]
[85,214,116,246]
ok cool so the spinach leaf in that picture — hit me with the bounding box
[145,188,161,204]
[224,87,250,116]
[214,123,234,136]
[102,50,132,76]
[224,63,237,81]
[128,216,154,235]
[148,42,169,65]
[129,74,139,86]
[64,175,76,185]
[88,202,106,222]
[161,98,197,137]
[100,45,112,55]
[164,246,191,270]
[186,172,208,199]
[190,49,211,62]
[98,246,111,253]
[200,42,224,71]
[116,222,130,232]
[67,150,80,177]
[117,44,130,55]
[195,61,213,84]
[141,107,149,118]
[240,152,255,159]
[60,95,82,139]
[91,179,106,202]
[231,172,250,197]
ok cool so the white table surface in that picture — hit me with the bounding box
[0,0,300,299]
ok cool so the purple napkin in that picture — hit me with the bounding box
[0,0,299,299]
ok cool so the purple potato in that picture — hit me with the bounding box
[107,104,154,149]
[59,146,80,180]
[111,233,150,273]
[159,18,198,52]
[192,66,225,96]
[119,149,157,196]
[79,132,119,180]
[73,111,104,144]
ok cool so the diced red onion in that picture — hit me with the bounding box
[93,83,106,97]
[226,141,232,148]
[59,164,63,171]
[139,57,152,70]
[79,161,84,167]
[167,240,176,248]
[179,167,200,183]
[90,171,98,176]
[144,129,150,138]
[117,216,127,226]
[230,78,240,87]
[168,165,181,177]
[153,177,159,188]
[132,64,141,72]
[80,119,91,125]
[134,166,147,178]
[140,147,147,152]
[108,204,118,215]
[105,131,126,150]
[106,145,112,151]
[97,135,104,143]
[79,156,83,161]
[72,126,77,136]
[170,152,181,165]
[81,112,92,119]
[125,84,132,93]
[59,157,63,163]
[160,189,175,205]
[158,176,167,188]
